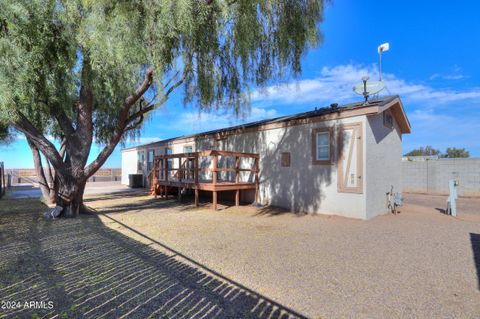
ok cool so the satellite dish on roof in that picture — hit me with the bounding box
[353,76,386,104]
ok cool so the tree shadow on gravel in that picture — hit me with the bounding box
[85,192,257,215]
[0,198,307,318]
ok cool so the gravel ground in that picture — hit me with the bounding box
[85,193,480,319]
[404,192,480,216]
[1,193,479,318]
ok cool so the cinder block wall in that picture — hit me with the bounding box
[402,158,480,196]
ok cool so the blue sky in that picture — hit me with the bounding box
[1,0,480,168]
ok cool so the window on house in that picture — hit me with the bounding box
[147,150,154,171]
[137,151,144,171]
[383,111,394,129]
[165,148,173,174]
[316,132,330,160]
[184,145,193,153]
[281,152,291,167]
[312,127,333,164]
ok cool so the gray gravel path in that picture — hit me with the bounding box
[88,193,480,319]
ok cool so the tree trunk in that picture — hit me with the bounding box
[27,137,56,205]
[55,174,87,218]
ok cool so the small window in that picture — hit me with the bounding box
[184,145,193,153]
[165,148,172,168]
[312,127,333,165]
[316,132,330,160]
[281,152,290,167]
[147,150,154,171]
[383,111,394,129]
[137,151,145,171]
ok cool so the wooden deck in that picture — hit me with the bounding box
[149,150,259,210]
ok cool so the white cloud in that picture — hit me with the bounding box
[430,73,464,81]
[252,63,480,106]
[429,65,465,81]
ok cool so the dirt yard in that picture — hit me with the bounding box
[0,192,479,318]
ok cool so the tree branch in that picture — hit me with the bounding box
[122,67,154,112]
[38,99,75,138]
[126,70,187,124]
[11,111,65,171]
[83,67,155,178]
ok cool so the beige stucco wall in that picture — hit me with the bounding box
[364,110,403,219]
[121,111,405,219]
[215,116,368,219]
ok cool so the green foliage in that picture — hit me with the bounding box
[404,146,441,157]
[442,147,470,158]
[404,146,471,158]
[0,0,325,144]
[0,122,12,144]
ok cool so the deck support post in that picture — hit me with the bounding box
[213,191,217,210]
[235,190,240,206]
[195,189,199,207]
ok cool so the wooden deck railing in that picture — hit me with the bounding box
[149,150,259,209]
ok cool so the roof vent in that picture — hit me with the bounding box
[330,103,338,110]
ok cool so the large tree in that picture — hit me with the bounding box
[442,147,470,158]
[404,146,441,157]
[0,0,325,216]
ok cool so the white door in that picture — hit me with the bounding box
[337,123,363,193]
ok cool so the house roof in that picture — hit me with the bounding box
[122,95,410,151]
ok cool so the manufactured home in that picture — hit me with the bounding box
[121,95,410,220]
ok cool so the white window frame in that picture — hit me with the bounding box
[312,127,333,165]
[316,132,330,161]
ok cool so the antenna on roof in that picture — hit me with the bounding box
[377,42,389,81]
[352,43,389,104]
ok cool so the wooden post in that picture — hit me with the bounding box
[212,155,218,185]
[213,154,218,210]
[195,188,199,207]
[235,190,240,207]
[178,157,182,182]
[152,159,157,198]
[213,191,217,210]
[254,157,259,204]
[235,156,240,184]
[165,156,168,182]
[178,187,181,202]
[194,154,199,184]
